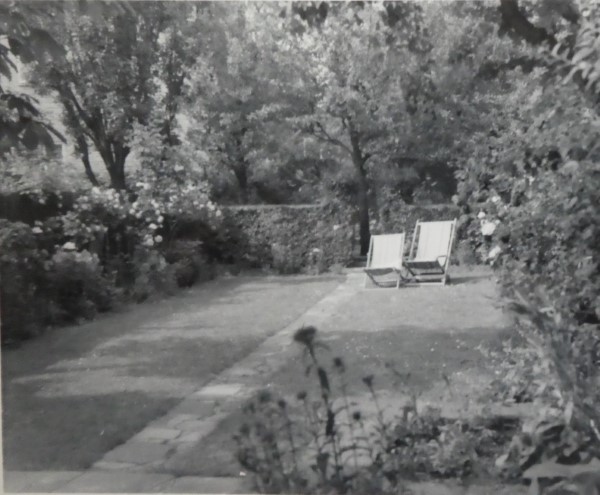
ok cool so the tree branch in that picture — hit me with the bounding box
[75,134,100,187]
[310,121,352,155]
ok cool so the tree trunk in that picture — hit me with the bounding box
[348,121,371,256]
[109,163,127,190]
[355,166,370,256]
[102,142,129,190]
[75,134,99,187]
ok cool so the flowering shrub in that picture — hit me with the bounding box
[0,220,50,342]
[47,247,117,321]
[454,21,600,486]
[0,220,117,342]
[0,160,222,341]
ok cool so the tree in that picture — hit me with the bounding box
[0,2,66,154]
[28,2,191,190]
[183,3,306,204]
[268,2,425,254]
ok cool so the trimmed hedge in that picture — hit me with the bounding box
[375,203,460,234]
[172,203,355,274]
[172,202,464,273]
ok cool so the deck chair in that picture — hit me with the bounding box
[404,219,457,285]
[363,233,406,288]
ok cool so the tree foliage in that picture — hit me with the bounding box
[0,2,66,153]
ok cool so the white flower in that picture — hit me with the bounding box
[215,210,222,217]
[477,211,486,219]
[481,220,497,236]
[491,196,500,204]
[63,242,77,251]
[32,226,43,234]
[312,248,322,253]
[143,238,155,247]
[149,223,157,230]
[333,224,340,231]
[154,235,163,243]
[488,245,502,260]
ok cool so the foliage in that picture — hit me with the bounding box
[0,149,87,196]
[235,327,517,494]
[213,203,353,274]
[453,5,600,487]
[0,219,117,342]
[24,2,200,189]
[0,2,66,153]
[47,247,117,320]
[0,219,50,341]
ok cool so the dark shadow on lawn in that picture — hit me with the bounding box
[164,324,514,478]
[449,273,494,285]
[2,388,178,471]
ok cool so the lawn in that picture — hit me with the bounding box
[1,273,343,470]
[163,267,515,478]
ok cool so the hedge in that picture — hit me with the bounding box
[170,203,355,274]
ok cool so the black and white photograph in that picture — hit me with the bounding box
[1,0,599,493]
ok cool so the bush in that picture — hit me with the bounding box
[0,220,49,342]
[0,220,117,342]
[48,248,116,322]
[178,203,354,275]
[235,327,517,494]
[454,21,600,487]
[128,249,178,303]
[163,239,214,287]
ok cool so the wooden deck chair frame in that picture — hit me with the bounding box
[404,219,457,286]
[363,233,406,289]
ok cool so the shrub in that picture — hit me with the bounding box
[0,220,49,342]
[163,239,214,287]
[183,203,355,274]
[453,16,600,488]
[128,249,178,303]
[47,247,116,322]
[235,327,516,494]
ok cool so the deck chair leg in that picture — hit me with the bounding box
[364,272,378,288]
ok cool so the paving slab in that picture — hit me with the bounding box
[133,427,182,443]
[405,481,529,495]
[3,470,83,493]
[157,476,252,494]
[91,461,139,471]
[165,414,200,427]
[58,471,173,493]
[192,383,245,398]
[168,398,219,416]
[103,442,174,465]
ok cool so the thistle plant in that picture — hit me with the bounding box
[234,326,515,494]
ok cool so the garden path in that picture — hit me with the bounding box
[2,267,529,493]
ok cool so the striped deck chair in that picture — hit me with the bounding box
[363,233,406,288]
[404,219,457,285]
